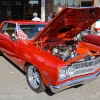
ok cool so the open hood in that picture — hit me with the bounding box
[33,7,100,42]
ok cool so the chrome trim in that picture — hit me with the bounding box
[50,71,100,93]
[71,57,100,77]
[59,57,100,81]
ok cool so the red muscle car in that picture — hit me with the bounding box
[82,35,100,46]
[0,7,100,93]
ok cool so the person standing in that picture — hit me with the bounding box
[32,12,41,21]
[47,13,52,22]
[52,12,57,18]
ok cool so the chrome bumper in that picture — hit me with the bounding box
[50,71,100,93]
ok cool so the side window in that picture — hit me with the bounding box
[4,23,16,37]
[1,22,7,33]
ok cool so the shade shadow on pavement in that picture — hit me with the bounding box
[2,55,26,75]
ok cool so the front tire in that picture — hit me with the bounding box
[26,65,46,93]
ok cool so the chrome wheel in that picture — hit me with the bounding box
[28,65,40,89]
[26,64,46,93]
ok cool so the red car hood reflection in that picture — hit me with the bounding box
[33,7,100,42]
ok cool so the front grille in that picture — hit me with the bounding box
[72,57,100,77]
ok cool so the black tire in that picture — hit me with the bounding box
[0,51,3,56]
[26,65,46,93]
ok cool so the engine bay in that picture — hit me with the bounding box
[41,38,99,62]
[41,39,79,62]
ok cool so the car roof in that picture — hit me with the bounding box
[3,20,48,25]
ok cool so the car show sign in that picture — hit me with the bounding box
[74,0,80,7]
[54,0,58,6]
[68,0,74,6]
[60,0,66,6]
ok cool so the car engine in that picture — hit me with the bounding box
[51,40,78,61]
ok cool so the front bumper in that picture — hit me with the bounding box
[50,71,100,93]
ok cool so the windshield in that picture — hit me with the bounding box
[20,24,46,39]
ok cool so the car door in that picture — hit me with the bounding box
[0,22,20,65]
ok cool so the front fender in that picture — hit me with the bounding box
[28,46,65,87]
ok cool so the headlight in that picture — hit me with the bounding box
[59,68,67,80]
[59,66,75,81]
[67,66,75,76]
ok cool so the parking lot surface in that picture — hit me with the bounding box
[0,56,100,100]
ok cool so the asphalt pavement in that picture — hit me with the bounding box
[0,55,100,100]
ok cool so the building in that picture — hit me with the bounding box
[0,0,99,22]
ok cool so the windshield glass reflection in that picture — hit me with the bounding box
[20,24,46,39]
